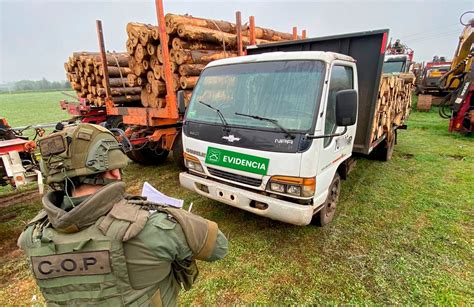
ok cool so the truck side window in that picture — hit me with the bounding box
[324,65,353,147]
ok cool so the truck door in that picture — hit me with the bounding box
[316,63,355,195]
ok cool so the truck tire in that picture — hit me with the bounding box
[172,132,186,170]
[106,116,125,130]
[127,147,169,165]
[312,173,341,226]
[375,133,395,161]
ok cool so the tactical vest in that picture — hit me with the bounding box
[21,198,217,306]
[22,214,162,306]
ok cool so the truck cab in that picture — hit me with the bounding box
[179,51,358,225]
[383,54,411,74]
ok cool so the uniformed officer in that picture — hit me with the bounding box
[18,123,228,306]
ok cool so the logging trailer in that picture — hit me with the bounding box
[179,29,414,226]
[61,0,305,167]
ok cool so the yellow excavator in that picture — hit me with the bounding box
[419,11,474,133]
[438,11,474,133]
[440,12,474,92]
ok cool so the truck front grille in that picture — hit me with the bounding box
[207,167,262,187]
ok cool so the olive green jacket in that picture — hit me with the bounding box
[18,182,228,306]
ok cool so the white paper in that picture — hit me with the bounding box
[141,181,184,208]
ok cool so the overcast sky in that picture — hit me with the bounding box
[0,0,471,83]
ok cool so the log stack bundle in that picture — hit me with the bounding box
[370,73,415,141]
[125,14,293,108]
[64,52,139,106]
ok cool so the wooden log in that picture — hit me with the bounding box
[141,88,149,107]
[91,54,129,67]
[174,49,237,65]
[169,48,177,62]
[151,97,166,108]
[153,66,161,80]
[177,24,239,47]
[151,79,166,96]
[142,59,150,70]
[70,82,81,91]
[71,52,101,58]
[129,56,136,67]
[139,27,151,45]
[104,77,129,87]
[150,55,159,67]
[157,73,180,91]
[157,45,163,63]
[147,43,156,57]
[148,95,158,108]
[104,66,132,77]
[135,44,147,62]
[137,76,145,86]
[172,37,224,50]
[166,13,237,35]
[177,24,267,48]
[159,63,177,77]
[145,83,152,94]
[98,87,141,96]
[180,76,199,89]
[127,74,138,87]
[126,39,135,55]
[133,63,146,76]
[112,95,140,104]
[242,26,293,41]
[151,26,160,40]
[179,64,205,76]
[127,22,154,48]
[140,89,165,108]
[147,71,155,84]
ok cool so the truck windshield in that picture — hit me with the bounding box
[383,60,406,73]
[186,60,325,132]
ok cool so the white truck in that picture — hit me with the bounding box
[179,29,403,226]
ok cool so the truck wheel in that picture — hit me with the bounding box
[313,173,341,226]
[106,116,125,130]
[375,134,395,161]
[172,132,186,170]
[127,147,169,165]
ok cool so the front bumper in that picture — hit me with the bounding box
[179,172,314,226]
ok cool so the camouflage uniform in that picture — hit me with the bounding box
[17,124,228,306]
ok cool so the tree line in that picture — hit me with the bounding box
[0,78,71,92]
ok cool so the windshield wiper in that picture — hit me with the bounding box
[198,100,230,132]
[234,112,295,139]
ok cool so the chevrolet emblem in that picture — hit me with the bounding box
[222,134,241,142]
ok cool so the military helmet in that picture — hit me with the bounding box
[38,123,129,186]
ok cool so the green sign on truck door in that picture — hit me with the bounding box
[205,147,270,175]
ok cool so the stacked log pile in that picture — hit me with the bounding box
[64,52,138,106]
[125,14,293,108]
[370,73,415,141]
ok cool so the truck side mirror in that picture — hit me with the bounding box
[177,90,186,114]
[336,89,357,126]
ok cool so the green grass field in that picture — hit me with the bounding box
[0,92,473,304]
[0,91,72,128]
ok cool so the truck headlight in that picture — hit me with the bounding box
[184,153,204,173]
[287,185,302,196]
[267,176,315,197]
[270,182,285,193]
